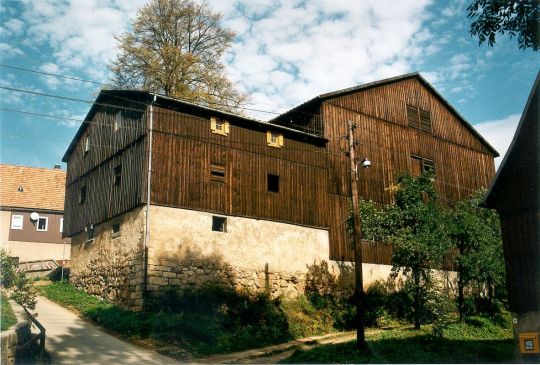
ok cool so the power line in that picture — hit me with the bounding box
[0,108,84,124]
[0,64,109,86]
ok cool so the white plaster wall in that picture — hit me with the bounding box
[149,206,330,273]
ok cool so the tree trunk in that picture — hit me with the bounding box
[457,239,465,322]
[414,270,421,330]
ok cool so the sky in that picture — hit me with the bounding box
[0,0,538,171]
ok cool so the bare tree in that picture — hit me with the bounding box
[110,0,246,111]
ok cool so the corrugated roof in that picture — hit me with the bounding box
[0,164,66,212]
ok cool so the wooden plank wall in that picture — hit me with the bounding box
[64,104,148,236]
[150,106,330,228]
[323,78,496,261]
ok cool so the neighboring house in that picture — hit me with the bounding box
[62,72,497,311]
[0,164,71,263]
[484,72,539,360]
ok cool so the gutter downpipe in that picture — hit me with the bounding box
[142,94,157,311]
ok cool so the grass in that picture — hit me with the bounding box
[38,282,335,356]
[284,314,515,363]
[1,291,17,331]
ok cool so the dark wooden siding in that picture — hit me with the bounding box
[322,78,496,261]
[64,103,148,236]
[150,106,330,228]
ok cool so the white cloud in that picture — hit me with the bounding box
[4,18,24,35]
[0,42,23,58]
[474,114,521,168]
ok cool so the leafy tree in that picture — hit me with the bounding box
[448,190,505,320]
[110,0,246,111]
[467,0,540,51]
[360,172,451,329]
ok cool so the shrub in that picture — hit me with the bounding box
[0,249,37,310]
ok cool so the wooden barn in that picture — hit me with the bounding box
[62,72,498,310]
[484,71,539,360]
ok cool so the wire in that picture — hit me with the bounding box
[0,64,109,86]
[0,108,84,124]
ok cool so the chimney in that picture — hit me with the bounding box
[54,164,61,170]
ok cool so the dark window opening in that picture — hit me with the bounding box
[268,174,280,193]
[112,223,121,237]
[79,186,87,204]
[210,163,225,182]
[114,165,122,186]
[212,216,227,232]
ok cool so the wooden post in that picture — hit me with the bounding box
[348,120,366,348]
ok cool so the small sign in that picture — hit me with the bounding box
[519,333,540,354]
[513,318,518,324]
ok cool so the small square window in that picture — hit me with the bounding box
[79,186,87,204]
[37,217,48,231]
[212,216,227,232]
[114,165,122,186]
[11,215,23,230]
[112,223,121,238]
[86,225,94,242]
[266,131,284,148]
[268,174,280,193]
[211,117,230,136]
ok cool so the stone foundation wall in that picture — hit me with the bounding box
[147,206,331,298]
[69,206,146,311]
[0,300,32,365]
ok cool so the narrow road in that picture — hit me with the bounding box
[35,296,178,365]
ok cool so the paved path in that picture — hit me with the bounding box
[35,296,178,365]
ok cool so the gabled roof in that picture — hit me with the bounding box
[62,90,327,162]
[272,72,499,157]
[484,70,540,208]
[0,164,66,212]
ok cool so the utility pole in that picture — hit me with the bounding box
[347,120,366,349]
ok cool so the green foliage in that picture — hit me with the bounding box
[0,249,37,310]
[40,282,342,355]
[467,0,540,51]
[1,291,17,331]
[448,189,506,319]
[110,0,246,111]
[360,172,451,329]
[284,314,514,364]
[304,261,356,330]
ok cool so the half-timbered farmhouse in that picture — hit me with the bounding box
[63,73,498,310]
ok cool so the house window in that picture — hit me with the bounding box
[212,216,227,232]
[79,185,87,204]
[406,105,432,133]
[84,134,90,155]
[210,163,225,183]
[211,117,230,136]
[267,174,280,193]
[112,223,121,238]
[37,217,48,231]
[60,218,64,233]
[10,215,23,230]
[86,225,94,242]
[114,164,122,186]
[266,131,284,148]
[411,155,435,177]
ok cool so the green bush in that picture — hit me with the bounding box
[0,249,37,310]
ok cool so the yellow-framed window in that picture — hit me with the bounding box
[267,131,284,148]
[211,116,230,136]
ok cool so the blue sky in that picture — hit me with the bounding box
[0,0,538,170]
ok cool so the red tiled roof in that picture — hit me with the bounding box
[0,164,66,212]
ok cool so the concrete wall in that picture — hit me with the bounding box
[69,206,146,310]
[0,210,71,262]
[147,205,332,298]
